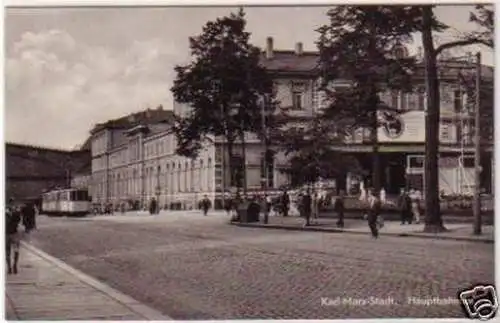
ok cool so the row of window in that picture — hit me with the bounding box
[144,135,176,158]
[408,155,475,169]
[43,190,89,201]
[299,80,471,113]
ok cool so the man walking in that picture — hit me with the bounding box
[398,188,412,225]
[281,190,290,217]
[200,195,211,216]
[6,198,22,274]
[302,189,312,227]
[366,189,381,239]
[334,190,345,228]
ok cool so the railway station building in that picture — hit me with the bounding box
[88,38,494,209]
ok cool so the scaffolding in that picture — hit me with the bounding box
[456,57,477,196]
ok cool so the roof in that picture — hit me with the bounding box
[5,142,73,154]
[80,136,91,151]
[260,50,494,81]
[260,51,319,74]
[90,106,174,134]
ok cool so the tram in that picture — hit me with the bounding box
[41,188,91,217]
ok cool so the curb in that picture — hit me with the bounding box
[20,242,173,320]
[231,222,494,244]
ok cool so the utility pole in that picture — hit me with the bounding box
[473,52,482,235]
[262,94,269,224]
[221,104,226,210]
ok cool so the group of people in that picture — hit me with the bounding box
[6,198,37,275]
[397,188,423,225]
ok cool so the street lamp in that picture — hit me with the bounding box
[261,94,270,224]
[473,52,482,235]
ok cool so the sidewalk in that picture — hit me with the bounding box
[231,216,494,243]
[5,243,171,320]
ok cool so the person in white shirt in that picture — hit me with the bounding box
[411,190,422,224]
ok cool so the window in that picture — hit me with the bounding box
[408,156,424,169]
[407,92,418,111]
[461,123,473,145]
[462,156,475,168]
[440,123,453,142]
[417,90,426,111]
[400,92,408,111]
[391,91,399,109]
[454,90,463,113]
[190,161,195,192]
[292,91,303,110]
[184,162,189,192]
[177,163,181,192]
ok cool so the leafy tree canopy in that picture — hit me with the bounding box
[469,5,494,48]
[171,8,276,158]
[315,6,428,132]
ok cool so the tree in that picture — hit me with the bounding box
[274,115,362,188]
[171,8,276,193]
[420,5,493,233]
[469,5,494,49]
[315,6,420,193]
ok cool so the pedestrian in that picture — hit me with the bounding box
[334,189,345,228]
[366,189,381,239]
[311,191,320,224]
[223,193,233,217]
[265,194,272,216]
[411,189,422,224]
[149,198,157,215]
[302,189,312,227]
[21,201,36,241]
[279,190,290,216]
[200,195,211,216]
[6,198,23,274]
[398,188,412,225]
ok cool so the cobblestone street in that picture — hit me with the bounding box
[28,213,494,319]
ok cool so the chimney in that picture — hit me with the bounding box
[266,37,273,59]
[157,105,163,110]
[295,42,303,56]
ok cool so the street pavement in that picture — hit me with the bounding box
[5,243,169,320]
[25,212,494,319]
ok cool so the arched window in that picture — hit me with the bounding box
[190,160,195,192]
[184,161,188,192]
[177,162,182,192]
[200,159,204,191]
[207,158,212,190]
[165,164,170,193]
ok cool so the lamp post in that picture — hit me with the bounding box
[473,52,482,235]
[262,94,270,224]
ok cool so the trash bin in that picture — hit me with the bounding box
[239,201,260,223]
[237,202,249,223]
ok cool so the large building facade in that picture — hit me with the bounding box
[89,38,494,209]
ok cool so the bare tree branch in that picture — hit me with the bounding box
[434,38,492,57]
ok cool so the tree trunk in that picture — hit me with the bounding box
[240,132,248,195]
[422,6,447,233]
[370,91,381,194]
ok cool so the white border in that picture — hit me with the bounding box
[1,1,498,323]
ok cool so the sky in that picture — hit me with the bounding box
[4,4,495,150]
